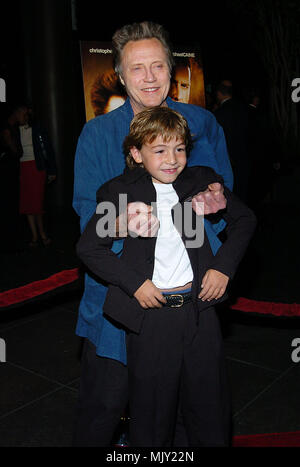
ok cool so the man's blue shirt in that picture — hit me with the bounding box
[73,98,233,364]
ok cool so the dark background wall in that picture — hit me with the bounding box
[0,0,290,212]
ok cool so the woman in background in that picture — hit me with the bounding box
[18,105,57,247]
[0,104,24,253]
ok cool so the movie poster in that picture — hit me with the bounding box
[80,41,205,122]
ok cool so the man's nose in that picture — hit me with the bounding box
[144,67,156,82]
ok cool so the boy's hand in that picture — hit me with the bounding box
[192,183,226,215]
[198,269,229,301]
[134,279,167,309]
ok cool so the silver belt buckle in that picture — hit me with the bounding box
[170,294,184,308]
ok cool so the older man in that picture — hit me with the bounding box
[73,21,233,446]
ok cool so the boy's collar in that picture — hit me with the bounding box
[123,166,150,184]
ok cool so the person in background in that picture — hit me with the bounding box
[18,105,57,247]
[214,80,251,203]
[0,104,24,253]
[246,89,277,211]
[72,21,233,447]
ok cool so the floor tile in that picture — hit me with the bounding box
[223,314,300,372]
[0,387,78,447]
[232,365,300,435]
[0,363,59,417]
[1,308,82,384]
[226,358,279,415]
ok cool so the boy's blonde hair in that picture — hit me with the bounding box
[123,106,193,169]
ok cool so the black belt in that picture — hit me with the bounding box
[163,291,192,308]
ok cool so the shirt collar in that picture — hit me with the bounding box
[122,165,188,187]
[122,166,151,184]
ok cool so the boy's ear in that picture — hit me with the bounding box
[130,147,143,164]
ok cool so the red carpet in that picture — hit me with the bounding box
[1,270,300,446]
[0,268,79,308]
[233,431,300,447]
[231,297,300,317]
[1,267,300,318]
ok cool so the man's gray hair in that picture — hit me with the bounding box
[112,21,174,77]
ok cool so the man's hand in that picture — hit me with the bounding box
[192,182,226,215]
[116,201,160,237]
[134,279,167,309]
[198,269,229,301]
[127,202,160,237]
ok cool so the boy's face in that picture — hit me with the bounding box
[130,135,187,184]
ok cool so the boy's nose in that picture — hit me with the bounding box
[165,151,177,164]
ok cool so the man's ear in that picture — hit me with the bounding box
[119,75,125,87]
[130,147,143,164]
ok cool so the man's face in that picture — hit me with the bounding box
[170,65,191,103]
[120,38,171,114]
[130,135,187,184]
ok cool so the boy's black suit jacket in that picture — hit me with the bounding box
[77,166,256,333]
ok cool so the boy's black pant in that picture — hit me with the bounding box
[126,303,231,447]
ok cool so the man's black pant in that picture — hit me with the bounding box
[126,304,231,447]
[72,339,128,447]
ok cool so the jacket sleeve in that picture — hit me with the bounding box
[76,181,146,297]
[206,113,233,191]
[72,122,105,232]
[175,165,224,202]
[209,187,257,279]
[205,112,234,237]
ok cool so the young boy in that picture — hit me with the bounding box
[77,107,256,447]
